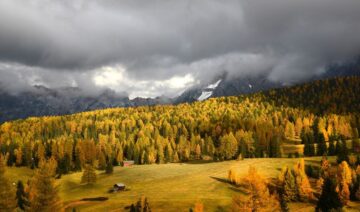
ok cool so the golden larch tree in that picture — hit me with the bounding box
[28,159,63,212]
[0,155,17,211]
[81,164,97,185]
[232,166,280,212]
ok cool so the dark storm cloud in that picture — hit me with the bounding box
[0,0,360,97]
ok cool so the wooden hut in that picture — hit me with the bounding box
[113,183,126,191]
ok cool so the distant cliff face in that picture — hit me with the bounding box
[0,58,359,123]
[174,74,282,103]
[0,87,172,123]
[1,75,281,123]
[175,58,360,103]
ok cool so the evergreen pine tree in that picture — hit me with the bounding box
[74,144,84,171]
[303,139,310,156]
[335,140,342,155]
[328,140,336,156]
[306,131,316,156]
[316,178,342,212]
[240,140,247,159]
[337,140,349,163]
[301,128,310,156]
[57,154,71,175]
[279,191,290,212]
[317,133,327,156]
[16,180,29,210]
[105,159,114,174]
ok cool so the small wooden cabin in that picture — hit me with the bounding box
[123,160,134,167]
[113,183,126,191]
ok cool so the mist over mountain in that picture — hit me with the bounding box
[0,0,360,122]
[176,58,360,103]
[0,58,359,123]
[1,0,360,99]
[2,2,360,211]
[0,86,171,123]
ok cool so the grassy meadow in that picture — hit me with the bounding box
[5,158,337,212]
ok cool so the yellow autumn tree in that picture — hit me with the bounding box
[337,161,352,205]
[232,166,280,212]
[293,159,313,202]
[81,164,97,185]
[0,155,17,211]
[28,159,63,212]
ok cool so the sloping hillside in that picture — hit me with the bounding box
[0,77,359,171]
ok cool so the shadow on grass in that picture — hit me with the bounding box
[184,160,215,164]
[215,206,228,212]
[81,197,108,201]
[210,176,248,194]
[210,176,230,184]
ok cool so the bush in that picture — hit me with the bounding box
[305,165,320,178]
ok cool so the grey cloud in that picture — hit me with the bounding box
[0,0,360,97]
[0,0,245,72]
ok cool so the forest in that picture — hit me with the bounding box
[1,76,360,211]
[0,76,359,175]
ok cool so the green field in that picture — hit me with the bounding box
[6,157,360,212]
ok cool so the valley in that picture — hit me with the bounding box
[8,157,359,211]
[1,1,360,211]
[1,76,360,211]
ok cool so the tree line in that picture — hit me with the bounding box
[0,76,359,176]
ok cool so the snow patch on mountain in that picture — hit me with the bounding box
[197,79,222,101]
[197,91,213,101]
[206,80,222,89]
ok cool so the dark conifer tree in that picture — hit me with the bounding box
[309,144,316,157]
[337,140,349,163]
[279,192,290,212]
[335,140,342,155]
[105,158,114,174]
[316,178,342,212]
[16,180,29,210]
[301,129,310,156]
[328,140,336,156]
[317,133,327,156]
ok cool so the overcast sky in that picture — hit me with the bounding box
[0,0,360,98]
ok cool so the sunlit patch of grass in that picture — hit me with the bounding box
[8,157,356,211]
